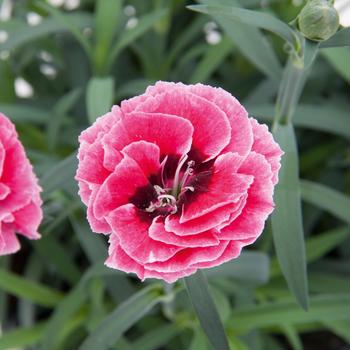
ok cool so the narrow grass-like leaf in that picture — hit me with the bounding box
[229,294,350,331]
[281,324,303,350]
[271,124,308,310]
[322,47,350,84]
[40,152,77,199]
[248,103,350,140]
[188,4,298,46]
[115,78,155,100]
[107,9,167,68]
[130,324,181,350]
[42,263,119,349]
[34,235,81,285]
[271,227,350,277]
[323,320,350,343]
[321,28,350,48]
[185,270,230,350]
[35,1,91,57]
[79,284,164,350]
[0,268,63,307]
[0,13,92,51]
[300,180,350,225]
[93,0,122,74]
[70,215,135,303]
[0,322,46,350]
[0,104,49,124]
[86,76,114,124]
[196,0,282,81]
[206,251,270,285]
[190,36,233,83]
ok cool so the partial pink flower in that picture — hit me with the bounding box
[0,113,43,255]
[76,82,283,283]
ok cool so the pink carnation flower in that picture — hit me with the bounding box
[76,82,283,283]
[0,113,42,255]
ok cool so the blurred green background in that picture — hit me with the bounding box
[0,0,350,349]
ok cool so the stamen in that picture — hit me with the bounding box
[180,160,195,189]
[171,154,188,197]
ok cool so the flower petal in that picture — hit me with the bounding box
[220,152,274,241]
[135,88,231,161]
[103,111,194,159]
[106,234,145,280]
[180,152,253,223]
[149,217,220,247]
[106,204,182,264]
[0,223,20,255]
[165,198,246,236]
[145,240,229,273]
[250,118,283,185]
[122,141,161,179]
[93,155,153,220]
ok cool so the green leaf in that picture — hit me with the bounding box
[42,263,120,349]
[197,0,282,81]
[322,47,350,84]
[0,60,15,102]
[300,180,350,225]
[0,104,49,124]
[248,103,350,140]
[0,322,46,350]
[34,235,81,285]
[188,4,298,46]
[189,36,233,83]
[107,8,167,68]
[271,124,308,310]
[229,294,350,331]
[323,320,350,343]
[271,227,350,277]
[281,324,303,350]
[40,152,78,199]
[0,268,63,307]
[115,78,155,100]
[93,0,123,74]
[206,251,270,285]
[70,215,135,303]
[0,13,92,51]
[35,1,92,57]
[184,270,230,350]
[79,284,164,350]
[86,76,114,124]
[130,324,181,350]
[321,28,350,48]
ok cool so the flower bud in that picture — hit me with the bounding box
[297,0,339,41]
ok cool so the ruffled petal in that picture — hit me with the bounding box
[135,87,231,161]
[103,111,194,159]
[148,82,253,158]
[250,118,283,185]
[145,241,229,273]
[165,198,246,236]
[149,217,220,247]
[106,234,145,280]
[189,241,242,269]
[12,200,42,240]
[106,204,182,264]
[0,223,20,255]
[220,152,274,241]
[143,267,197,283]
[122,141,161,179]
[180,152,253,222]
[93,155,153,220]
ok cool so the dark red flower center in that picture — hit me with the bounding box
[145,155,196,216]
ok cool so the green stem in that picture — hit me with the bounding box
[274,39,319,128]
[162,282,175,320]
